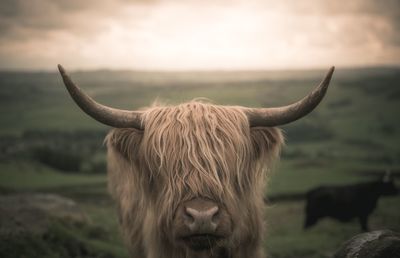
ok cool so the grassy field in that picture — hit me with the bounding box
[0,67,399,257]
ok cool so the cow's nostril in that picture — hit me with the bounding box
[184,207,195,223]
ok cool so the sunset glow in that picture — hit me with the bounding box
[0,0,399,70]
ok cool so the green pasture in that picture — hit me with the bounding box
[0,67,399,257]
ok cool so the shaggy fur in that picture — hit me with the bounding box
[105,101,284,258]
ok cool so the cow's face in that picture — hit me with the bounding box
[380,171,398,196]
[134,103,283,251]
[107,104,283,251]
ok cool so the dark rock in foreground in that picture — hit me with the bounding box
[0,193,88,235]
[334,230,400,258]
[0,193,115,258]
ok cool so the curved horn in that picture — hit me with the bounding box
[58,64,144,129]
[243,66,335,127]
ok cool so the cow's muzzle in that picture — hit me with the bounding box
[173,198,232,251]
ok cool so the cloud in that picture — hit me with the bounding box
[0,0,120,38]
[0,0,399,70]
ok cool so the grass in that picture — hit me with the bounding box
[0,161,106,191]
[267,160,367,196]
[265,196,400,258]
[0,67,399,257]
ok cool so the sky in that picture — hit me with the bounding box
[0,0,399,71]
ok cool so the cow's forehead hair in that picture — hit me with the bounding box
[141,101,251,196]
[107,101,283,191]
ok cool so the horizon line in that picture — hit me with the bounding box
[0,64,399,73]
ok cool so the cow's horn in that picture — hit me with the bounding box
[58,64,144,129]
[243,66,335,127]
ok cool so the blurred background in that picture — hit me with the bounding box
[0,0,399,257]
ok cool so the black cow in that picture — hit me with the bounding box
[304,172,398,231]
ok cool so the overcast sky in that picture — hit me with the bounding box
[0,0,399,70]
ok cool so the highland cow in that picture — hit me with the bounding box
[58,64,334,258]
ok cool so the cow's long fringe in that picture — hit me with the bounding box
[105,100,283,258]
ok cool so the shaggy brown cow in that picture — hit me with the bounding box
[58,65,334,258]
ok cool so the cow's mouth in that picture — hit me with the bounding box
[181,234,223,251]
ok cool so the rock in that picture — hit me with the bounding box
[0,193,116,258]
[334,230,400,258]
[0,193,88,236]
